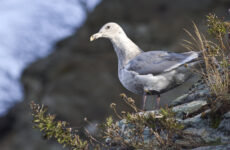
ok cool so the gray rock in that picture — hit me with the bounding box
[223,111,230,118]
[183,127,212,143]
[183,126,230,144]
[196,89,210,97]
[218,117,230,133]
[185,89,209,103]
[181,109,210,127]
[191,144,230,150]
[172,100,207,117]
[170,94,189,106]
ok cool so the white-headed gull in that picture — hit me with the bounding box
[90,22,201,109]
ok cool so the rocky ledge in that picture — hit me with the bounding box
[111,80,230,149]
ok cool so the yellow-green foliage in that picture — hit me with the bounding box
[30,102,89,150]
[183,14,230,102]
[30,95,199,150]
[102,94,184,149]
[182,13,230,131]
[206,13,227,38]
[205,14,229,100]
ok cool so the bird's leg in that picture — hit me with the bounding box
[156,94,161,109]
[142,95,147,111]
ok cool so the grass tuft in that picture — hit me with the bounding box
[182,14,230,102]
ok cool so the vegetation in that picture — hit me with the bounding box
[183,13,230,101]
[30,13,230,149]
[30,94,200,150]
[102,94,185,149]
[183,13,230,128]
[30,102,89,150]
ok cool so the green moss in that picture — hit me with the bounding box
[205,138,222,146]
[210,116,222,129]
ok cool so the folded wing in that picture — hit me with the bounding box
[126,51,199,75]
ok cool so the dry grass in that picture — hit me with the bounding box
[182,20,230,101]
[103,94,198,150]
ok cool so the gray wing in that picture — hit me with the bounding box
[126,51,199,75]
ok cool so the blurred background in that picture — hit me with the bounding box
[0,0,229,149]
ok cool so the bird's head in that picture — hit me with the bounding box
[90,22,125,41]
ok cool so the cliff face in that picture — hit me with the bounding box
[0,0,229,149]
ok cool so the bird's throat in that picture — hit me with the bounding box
[111,35,143,69]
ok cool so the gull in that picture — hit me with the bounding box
[90,22,201,110]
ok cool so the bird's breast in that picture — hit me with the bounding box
[118,69,144,95]
[118,66,193,95]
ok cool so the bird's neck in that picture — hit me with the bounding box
[111,35,143,69]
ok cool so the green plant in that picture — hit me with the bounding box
[206,14,226,39]
[102,94,187,149]
[30,101,89,150]
[30,94,187,150]
[182,13,230,130]
[182,15,230,102]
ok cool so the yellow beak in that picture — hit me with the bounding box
[90,33,102,42]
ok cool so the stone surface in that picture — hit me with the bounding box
[113,79,230,149]
[170,94,189,106]
[218,112,230,133]
[181,109,210,127]
[183,127,229,143]
[172,100,207,117]
[223,111,230,118]
[191,144,230,150]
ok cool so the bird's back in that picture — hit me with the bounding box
[125,50,199,75]
[119,50,200,95]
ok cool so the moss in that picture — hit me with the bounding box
[205,138,222,146]
[210,115,222,129]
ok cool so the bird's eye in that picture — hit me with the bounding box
[105,26,110,30]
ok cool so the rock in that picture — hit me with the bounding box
[170,94,188,106]
[185,89,210,102]
[183,127,213,143]
[172,100,207,118]
[223,111,230,118]
[218,111,230,133]
[183,125,230,144]
[191,144,230,150]
[105,79,229,149]
[181,109,210,127]
[172,81,210,107]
